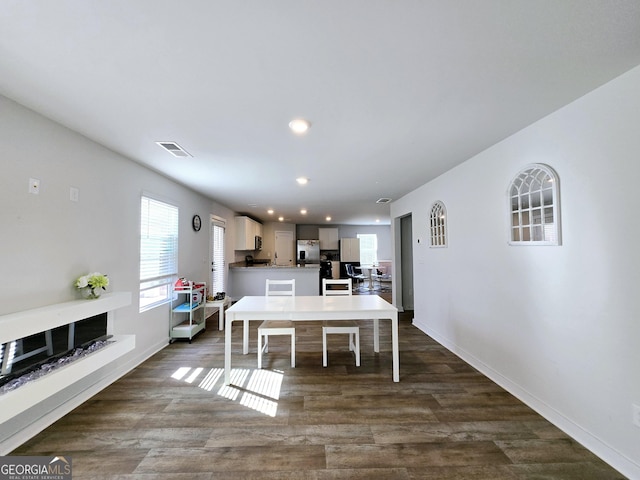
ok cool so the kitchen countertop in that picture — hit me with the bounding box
[227,263,321,297]
[229,264,319,269]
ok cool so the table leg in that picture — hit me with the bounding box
[224,315,232,385]
[243,319,249,354]
[373,319,380,352]
[392,313,399,382]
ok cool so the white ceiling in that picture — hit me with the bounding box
[2,1,640,225]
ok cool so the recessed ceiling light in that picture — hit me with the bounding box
[325,216,332,221]
[289,118,311,134]
[300,209,307,215]
[278,216,284,222]
[267,209,274,215]
[375,219,380,223]
[296,177,309,185]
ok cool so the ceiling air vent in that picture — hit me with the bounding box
[156,141,192,158]
[376,197,392,204]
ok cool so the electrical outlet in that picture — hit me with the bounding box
[28,178,40,195]
[633,404,640,428]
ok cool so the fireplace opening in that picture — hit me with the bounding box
[0,313,110,389]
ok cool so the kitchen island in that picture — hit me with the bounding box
[227,265,320,299]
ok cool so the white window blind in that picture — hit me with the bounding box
[139,196,179,312]
[357,233,378,265]
[211,218,225,294]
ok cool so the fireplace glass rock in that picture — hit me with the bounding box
[0,313,109,390]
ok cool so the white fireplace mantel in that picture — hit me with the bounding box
[0,292,134,426]
[0,292,131,344]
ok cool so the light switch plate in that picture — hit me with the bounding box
[29,178,40,195]
[633,404,640,428]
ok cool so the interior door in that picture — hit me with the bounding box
[274,231,294,266]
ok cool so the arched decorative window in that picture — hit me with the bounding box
[429,201,447,247]
[508,164,560,245]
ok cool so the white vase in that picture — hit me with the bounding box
[82,287,101,299]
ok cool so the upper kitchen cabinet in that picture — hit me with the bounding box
[318,228,339,250]
[340,237,360,262]
[235,216,263,250]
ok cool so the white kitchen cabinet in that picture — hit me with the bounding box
[235,216,262,250]
[170,282,207,343]
[340,237,360,262]
[319,228,339,249]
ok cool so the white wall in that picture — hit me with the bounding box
[337,225,392,261]
[391,65,640,478]
[0,95,236,451]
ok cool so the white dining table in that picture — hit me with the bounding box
[224,295,399,384]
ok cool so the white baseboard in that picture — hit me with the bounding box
[0,337,168,455]
[412,319,640,480]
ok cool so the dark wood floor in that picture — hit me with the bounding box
[12,290,626,479]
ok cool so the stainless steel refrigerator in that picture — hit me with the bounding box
[297,240,320,264]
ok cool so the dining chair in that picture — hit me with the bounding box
[321,278,360,367]
[257,279,296,368]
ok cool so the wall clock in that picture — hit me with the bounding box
[192,214,202,232]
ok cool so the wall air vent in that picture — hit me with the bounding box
[376,198,392,204]
[155,141,192,158]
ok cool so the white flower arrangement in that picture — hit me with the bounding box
[75,272,109,299]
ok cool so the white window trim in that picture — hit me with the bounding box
[139,194,179,312]
[210,215,226,295]
[507,163,561,246]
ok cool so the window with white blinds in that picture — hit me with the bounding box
[357,233,378,265]
[139,196,179,312]
[211,217,225,294]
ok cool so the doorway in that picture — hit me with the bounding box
[401,214,414,310]
[274,231,294,266]
[393,213,414,311]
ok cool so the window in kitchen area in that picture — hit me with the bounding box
[357,233,378,265]
[139,195,179,312]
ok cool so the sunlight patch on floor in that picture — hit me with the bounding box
[171,366,284,416]
[185,367,203,383]
[171,367,191,380]
[199,367,223,391]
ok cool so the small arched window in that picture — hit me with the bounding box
[508,164,560,245]
[429,201,447,247]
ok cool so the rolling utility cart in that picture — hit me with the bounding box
[170,280,206,343]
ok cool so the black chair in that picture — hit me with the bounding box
[345,264,364,290]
